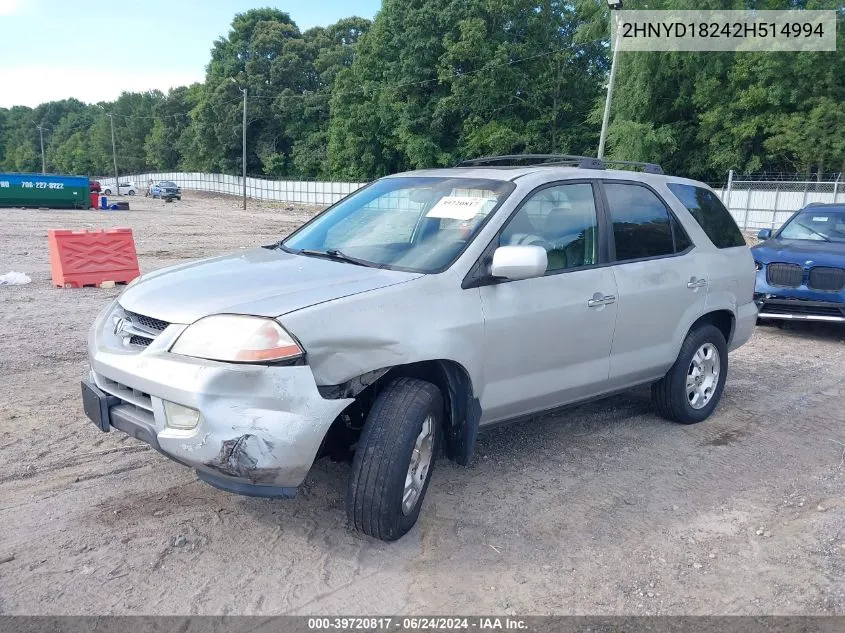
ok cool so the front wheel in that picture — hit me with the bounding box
[347,377,442,541]
[651,324,728,424]
[103,189,111,195]
[127,190,135,196]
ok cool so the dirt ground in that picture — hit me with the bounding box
[0,192,844,616]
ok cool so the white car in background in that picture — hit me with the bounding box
[102,182,136,196]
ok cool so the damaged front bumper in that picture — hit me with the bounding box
[83,304,354,497]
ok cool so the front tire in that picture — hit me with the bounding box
[651,324,728,424]
[103,189,111,195]
[347,377,442,541]
[128,190,135,196]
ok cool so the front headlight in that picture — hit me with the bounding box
[170,315,303,363]
[754,261,763,271]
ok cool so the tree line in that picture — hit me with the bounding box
[1,0,842,184]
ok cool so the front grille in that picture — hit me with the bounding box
[125,310,169,333]
[116,307,170,348]
[808,267,845,292]
[766,263,804,288]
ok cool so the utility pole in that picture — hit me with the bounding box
[108,113,120,196]
[241,87,247,210]
[97,106,120,196]
[231,77,248,210]
[598,0,624,159]
[36,125,46,174]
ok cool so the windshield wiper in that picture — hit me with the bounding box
[795,222,831,242]
[296,248,374,267]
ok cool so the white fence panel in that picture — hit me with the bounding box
[98,172,368,205]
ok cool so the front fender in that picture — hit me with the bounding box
[281,274,485,395]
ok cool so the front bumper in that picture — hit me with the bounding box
[754,294,845,323]
[754,269,845,323]
[84,303,354,495]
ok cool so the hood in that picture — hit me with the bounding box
[119,247,422,324]
[752,238,845,267]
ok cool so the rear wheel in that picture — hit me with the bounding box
[346,377,442,541]
[103,189,111,195]
[128,190,135,196]
[651,324,728,424]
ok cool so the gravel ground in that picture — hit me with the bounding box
[0,192,843,615]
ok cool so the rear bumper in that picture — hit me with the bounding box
[754,295,845,323]
[730,301,759,350]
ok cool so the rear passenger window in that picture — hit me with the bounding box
[605,183,678,261]
[667,183,745,248]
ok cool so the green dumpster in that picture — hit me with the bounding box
[0,173,90,209]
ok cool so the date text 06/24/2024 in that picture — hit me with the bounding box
[307,617,529,630]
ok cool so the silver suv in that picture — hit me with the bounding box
[82,155,757,541]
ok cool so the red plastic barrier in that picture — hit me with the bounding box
[89,192,99,209]
[48,228,140,288]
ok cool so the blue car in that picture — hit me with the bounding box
[752,203,845,323]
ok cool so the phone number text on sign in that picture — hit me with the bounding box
[20,181,64,190]
[612,10,836,52]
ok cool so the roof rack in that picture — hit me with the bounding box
[456,154,663,175]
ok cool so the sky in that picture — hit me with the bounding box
[0,0,382,108]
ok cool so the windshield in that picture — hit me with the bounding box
[282,177,515,273]
[778,209,845,243]
[159,181,177,187]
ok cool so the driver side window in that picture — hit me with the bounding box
[499,183,599,273]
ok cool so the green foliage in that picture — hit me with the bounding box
[0,4,842,181]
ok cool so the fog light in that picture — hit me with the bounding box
[163,401,200,430]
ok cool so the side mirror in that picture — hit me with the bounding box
[490,245,547,281]
[757,228,772,240]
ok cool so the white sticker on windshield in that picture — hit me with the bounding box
[426,196,492,220]
[811,216,828,222]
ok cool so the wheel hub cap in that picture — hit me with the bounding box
[402,414,434,515]
[686,343,720,410]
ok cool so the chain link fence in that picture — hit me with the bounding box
[713,171,843,231]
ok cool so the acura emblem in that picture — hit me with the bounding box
[112,317,127,336]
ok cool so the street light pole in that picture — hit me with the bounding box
[230,77,248,210]
[598,1,624,160]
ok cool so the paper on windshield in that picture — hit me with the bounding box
[426,196,493,220]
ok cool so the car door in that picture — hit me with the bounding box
[477,181,619,424]
[601,180,709,388]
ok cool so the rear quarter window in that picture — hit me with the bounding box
[667,183,745,248]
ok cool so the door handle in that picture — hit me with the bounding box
[587,294,616,307]
[687,278,707,289]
